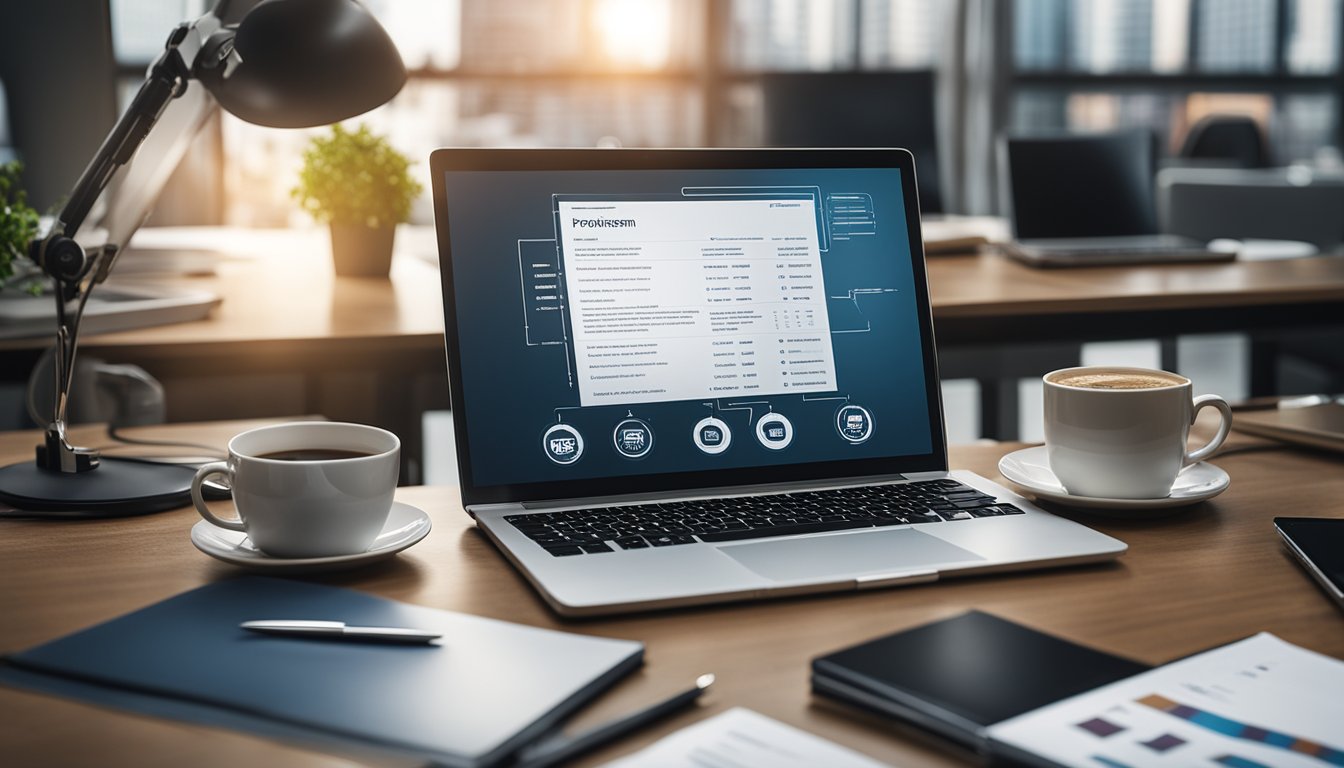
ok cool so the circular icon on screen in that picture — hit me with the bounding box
[542,424,584,465]
[835,404,874,444]
[692,417,732,455]
[612,418,654,459]
[755,412,794,450]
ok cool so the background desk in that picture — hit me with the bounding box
[931,250,1344,438]
[0,229,448,483]
[4,228,1344,476]
[1,419,1340,768]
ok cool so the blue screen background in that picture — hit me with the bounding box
[441,168,933,488]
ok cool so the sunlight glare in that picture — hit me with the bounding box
[592,0,672,70]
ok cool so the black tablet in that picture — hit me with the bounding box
[1275,517,1344,610]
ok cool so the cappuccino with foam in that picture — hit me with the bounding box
[1049,371,1185,390]
[1042,367,1231,499]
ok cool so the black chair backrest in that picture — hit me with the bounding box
[1000,130,1158,239]
[760,71,942,213]
[1179,115,1269,168]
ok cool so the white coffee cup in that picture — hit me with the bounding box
[191,422,400,558]
[1043,367,1232,499]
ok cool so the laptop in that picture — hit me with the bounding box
[1002,234,1232,268]
[1233,396,1344,454]
[429,148,1125,617]
[998,131,1232,268]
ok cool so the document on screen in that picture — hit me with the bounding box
[558,198,837,407]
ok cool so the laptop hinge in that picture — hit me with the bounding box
[854,569,940,589]
[902,470,947,481]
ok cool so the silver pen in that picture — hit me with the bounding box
[240,620,442,644]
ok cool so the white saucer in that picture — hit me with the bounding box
[997,446,1230,515]
[191,501,431,573]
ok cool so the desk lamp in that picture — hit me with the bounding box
[0,0,405,515]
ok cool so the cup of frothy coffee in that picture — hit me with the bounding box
[1043,367,1232,499]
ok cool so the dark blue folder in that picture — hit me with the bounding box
[0,577,643,767]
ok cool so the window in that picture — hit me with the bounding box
[210,0,945,225]
[111,0,208,66]
[1010,0,1344,164]
[91,0,1344,223]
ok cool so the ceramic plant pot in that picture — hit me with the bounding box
[329,222,395,277]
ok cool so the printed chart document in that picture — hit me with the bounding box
[601,707,890,768]
[989,633,1344,768]
[558,198,837,406]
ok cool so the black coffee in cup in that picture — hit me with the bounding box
[192,422,402,558]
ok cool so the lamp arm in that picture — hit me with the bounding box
[56,39,190,238]
[32,14,223,282]
[27,17,221,473]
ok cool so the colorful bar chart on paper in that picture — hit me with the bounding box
[1214,755,1273,768]
[988,634,1344,768]
[1137,694,1344,767]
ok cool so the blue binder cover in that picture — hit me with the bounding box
[0,577,644,767]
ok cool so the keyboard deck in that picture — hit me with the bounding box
[504,478,1024,557]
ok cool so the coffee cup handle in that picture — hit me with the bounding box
[1185,394,1233,466]
[191,461,246,532]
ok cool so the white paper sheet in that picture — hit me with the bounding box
[601,707,892,768]
[989,633,1344,768]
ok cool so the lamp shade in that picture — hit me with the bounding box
[199,0,406,128]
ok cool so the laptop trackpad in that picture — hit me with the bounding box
[719,529,983,582]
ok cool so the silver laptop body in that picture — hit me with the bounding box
[430,148,1125,617]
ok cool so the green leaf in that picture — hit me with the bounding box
[0,161,41,292]
[291,123,424,227]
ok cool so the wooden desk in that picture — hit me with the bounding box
[929,251,1344,436]
[2,420,1340,768]
[929,250,1344,336]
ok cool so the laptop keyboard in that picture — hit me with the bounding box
[503,479,1024,557]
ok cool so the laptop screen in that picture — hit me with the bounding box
[433,151,943,504]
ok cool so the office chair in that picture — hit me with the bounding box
[1158,167,1344,251]
[1000,129,1160,239]
[760,71,943,213]
[1156,164,1344,395]
[1179,115,1269,169]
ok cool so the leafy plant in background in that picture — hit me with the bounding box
[292,124,423,228]
[0,161,42,294]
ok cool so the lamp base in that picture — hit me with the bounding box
[0,457,195,518]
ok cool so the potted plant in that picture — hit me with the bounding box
[0,161,42,294]
[293,124,423,278]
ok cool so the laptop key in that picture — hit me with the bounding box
[615,536,650,549]
[545,546,584,557]
[905,512,942,524]
[581,543,614,554]
[871,515,909,526]
[647,534,696,547]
